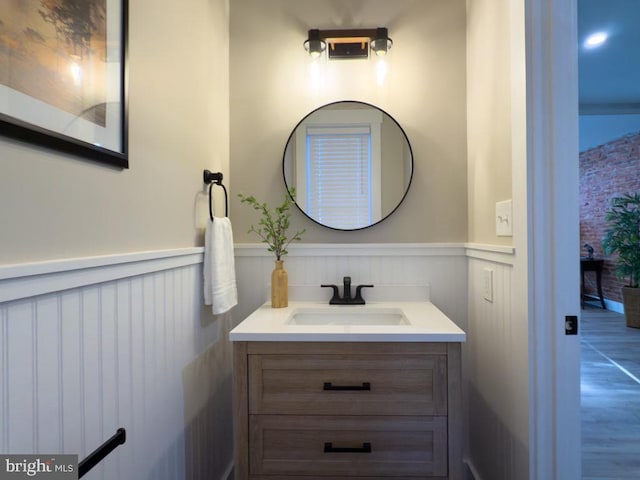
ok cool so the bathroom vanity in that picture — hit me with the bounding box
[230,302,466,480]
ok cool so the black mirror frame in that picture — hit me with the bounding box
[282,100,414,231]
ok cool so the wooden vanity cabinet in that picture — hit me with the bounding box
[233,342,462,480]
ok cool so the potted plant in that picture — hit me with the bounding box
[238,189,305,308]
[602,192,640,327]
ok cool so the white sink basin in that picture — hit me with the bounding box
[287,307,410,326]
[229,301,467,342]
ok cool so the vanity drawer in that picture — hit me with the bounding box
[248,354,447,415]
[249,415,447,477]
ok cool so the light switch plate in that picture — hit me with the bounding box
[496,199,513,237]
[483,268,494,302]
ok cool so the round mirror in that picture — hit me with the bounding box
[283,101,413,231]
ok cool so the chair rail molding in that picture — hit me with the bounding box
[1,243,516,304]
[0,248,204,303]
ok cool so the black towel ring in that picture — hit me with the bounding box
[203,170,228,221]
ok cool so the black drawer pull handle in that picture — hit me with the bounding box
[323,382,371,391]
[324,442,372,453]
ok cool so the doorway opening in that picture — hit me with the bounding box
[578,1,640,477]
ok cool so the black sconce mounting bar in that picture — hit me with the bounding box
[305,28,392,59]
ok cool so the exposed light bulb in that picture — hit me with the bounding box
[374,47,388,57]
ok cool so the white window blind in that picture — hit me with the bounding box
[306,126,372,229]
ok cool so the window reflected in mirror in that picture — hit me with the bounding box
[283,101,413,231]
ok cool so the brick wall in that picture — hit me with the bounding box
[580,131,640,303]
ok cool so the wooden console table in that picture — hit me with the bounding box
[580,258,605,309]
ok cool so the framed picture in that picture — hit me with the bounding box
[0,0,128,168]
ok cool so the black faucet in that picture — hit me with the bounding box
[321,277,374,305]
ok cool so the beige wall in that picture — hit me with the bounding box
[465,0,527,478]
[0,0,230,264]
[466,0,513,245]
[230,0,467,243]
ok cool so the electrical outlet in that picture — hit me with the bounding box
[483,268,494,302]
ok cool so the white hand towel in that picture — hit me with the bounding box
[204,217,238,315]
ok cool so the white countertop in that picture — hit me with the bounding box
[229,301,466,342]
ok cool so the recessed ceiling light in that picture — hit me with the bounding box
[584,31,608,49]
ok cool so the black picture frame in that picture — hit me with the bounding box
[0,0,129,168]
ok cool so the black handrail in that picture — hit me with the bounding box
[78,428,126,478]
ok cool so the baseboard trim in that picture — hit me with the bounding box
[221,461,234,480]
[465,458,482,480]
[604,298,624,314]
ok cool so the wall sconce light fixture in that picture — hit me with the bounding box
[304,27,392,60]
[370,28,393,56]
[303,29,327,58]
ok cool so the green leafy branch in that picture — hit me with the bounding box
[238,189,305,260]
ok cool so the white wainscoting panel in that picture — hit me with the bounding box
[1,243,517,480]
[0,250,234,480]
[465,253,527,480]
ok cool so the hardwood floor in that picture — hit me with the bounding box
[581,305,640,479]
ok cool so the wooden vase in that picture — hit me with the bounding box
[271,260,288,308]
